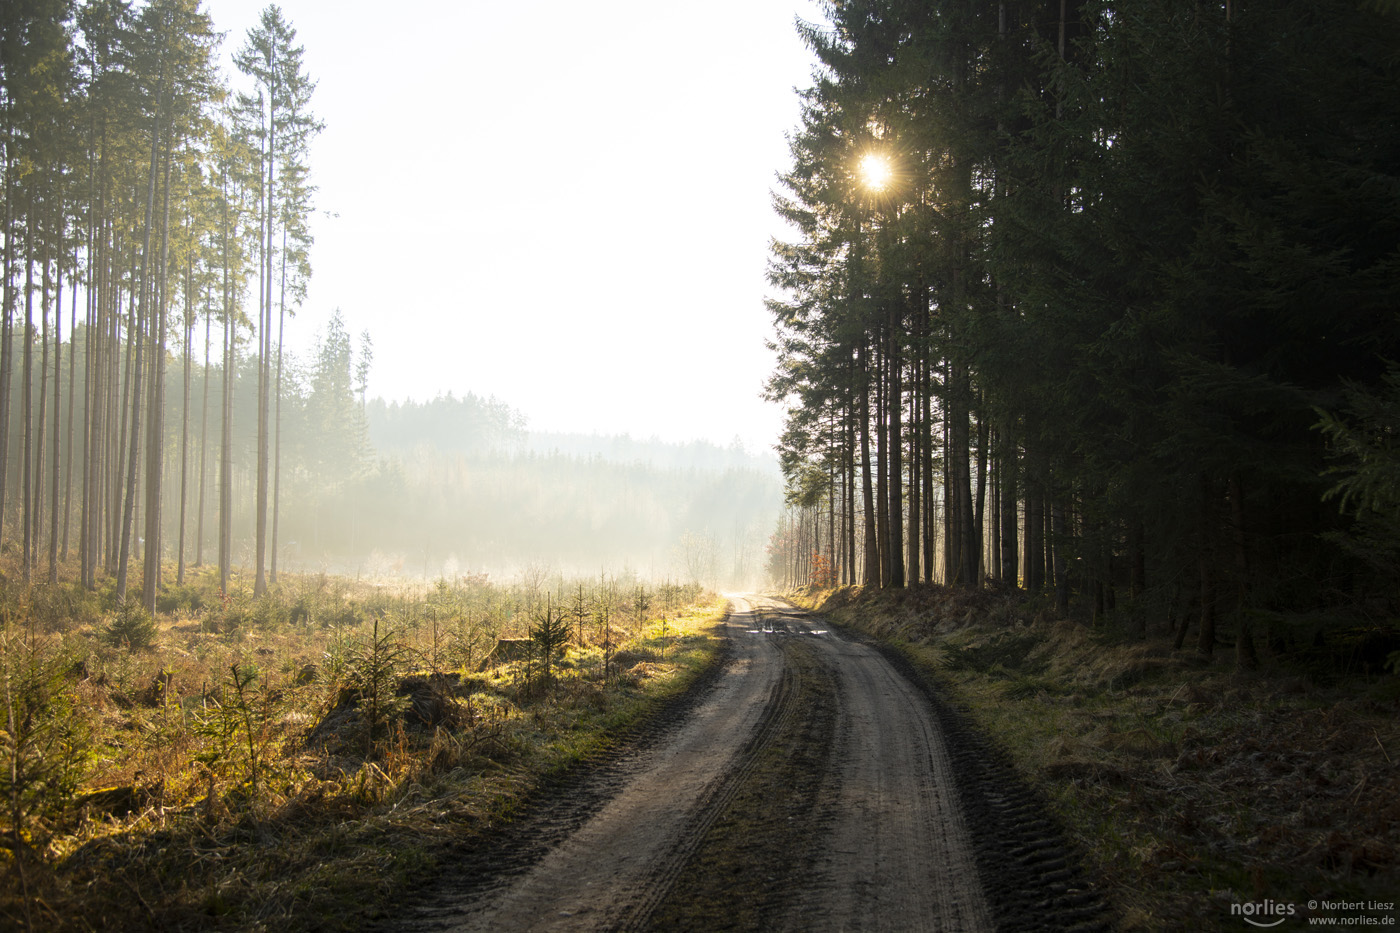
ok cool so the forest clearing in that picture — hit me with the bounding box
[0,562,722,930]
[2,571,1398,931]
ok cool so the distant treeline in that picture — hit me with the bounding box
[0,0,782,596]
[359,393,781,585]
[367,393,525,457]
[524,432,777,474]
[0,317,782,587]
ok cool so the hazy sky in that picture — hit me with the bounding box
[202,0,825,452]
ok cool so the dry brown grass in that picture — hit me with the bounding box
[802,584,1400,932]
[0,563,725,932]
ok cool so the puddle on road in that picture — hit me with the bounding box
[744,629,829,636]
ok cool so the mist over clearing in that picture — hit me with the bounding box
[345,396,782,587]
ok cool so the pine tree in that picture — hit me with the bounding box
[234,4,321,597]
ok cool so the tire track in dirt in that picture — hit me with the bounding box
[394,596,1107,932]
[638,628,840,931]
[868,640,1111,932]
[612,645,807,930]
[792,611,994,933]
[395,597,790,932]
[644,599,994,932]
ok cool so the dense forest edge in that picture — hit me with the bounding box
[759,0,1400,924]
[762,0,1400,669]
[795,584,1399,930]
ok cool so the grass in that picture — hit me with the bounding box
[795,584,1400,932]
[0,558,726,932]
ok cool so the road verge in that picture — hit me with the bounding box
[795,585,1400,932]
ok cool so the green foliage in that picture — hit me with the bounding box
[0,624,91,857]
[16,583,103,634]
[1316,363,1400,520]
[569,583,590,646]
[155,583,205,616]
[345,616,411,755]
[595,597,615,682]
[529,600,571,688]
[192,662,281,798]
[632,585,652,632]
[304,311,371,486]
[0,565,725,929]
[367,392,524,456]
[101,603,159,651]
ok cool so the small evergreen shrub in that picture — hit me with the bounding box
[0,626,91,856]
[101,603,158,651]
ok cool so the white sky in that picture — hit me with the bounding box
[201,0,825,452]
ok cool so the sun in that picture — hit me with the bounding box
[858,153,893,191]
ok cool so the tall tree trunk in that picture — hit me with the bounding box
[1000,441,1019,586]
[845,388,856,586]
[62,251,77,564]
[943,400,956,583]
[48,230,64,582]
[887,317,904,588]
[219,283,233,595]
[142,134,175,613]
[989,430,1001,583]
[254,88,277,598]
[973,404,989,582]
[0,114,15,553]
[21,241,35,583]
[116,293,146,603]
[922,353,935,583]
[118,64,165,604]
[104,265,122,573]
[874,331,890,587]
[858,340,878,587]
[218,167,234,594]
[270,232,288,583]
[81,224,98,586]
[112,262,136,576]
[80,115,101,587]
[907,370,920,585]
[177,254,193,586]
[196,288,210,567]
[35,241,52,578]
[828,415,837,580]
[948,362,976,586]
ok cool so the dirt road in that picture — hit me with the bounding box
[397,596,1104,932]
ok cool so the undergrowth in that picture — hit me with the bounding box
[0,558,723,932]
[797,584,1400,932]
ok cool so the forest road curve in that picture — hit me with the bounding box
[395,594,995,933]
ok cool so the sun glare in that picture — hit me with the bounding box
[859,153,893,191]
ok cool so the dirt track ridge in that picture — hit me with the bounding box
[393,595,1108,933]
